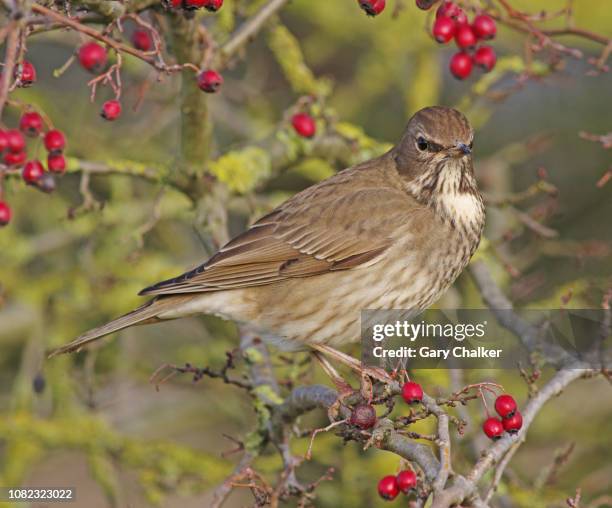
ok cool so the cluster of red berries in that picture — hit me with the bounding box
[358,0,386,17]
[348,380,424,432]
[0,113,67,225]
[77,42,123,120]
[483,394,523,440]
[378,470,418,501]
[421,1,498,79]
[359,1,498,79]
[164,0,223,12]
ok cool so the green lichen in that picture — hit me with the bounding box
[253,384,284,406]
[209,147,272,194]
[0,413,231,506]
[267,24,332,97]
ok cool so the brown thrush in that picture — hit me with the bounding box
[50,106,485,360]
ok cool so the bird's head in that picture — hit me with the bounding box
[393,106,474,179]
[392,106,480,207]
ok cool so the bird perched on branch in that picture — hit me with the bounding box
[49,106,485,375]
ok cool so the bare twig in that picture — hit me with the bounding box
[579,131,612,150]
[0,23,19,117]
[210,453,255,508]
[494,0,611,68]
[218,0,291,66]
[483,441,520,503]
[512,207,559,239]
[31,5,157,66]
[567,488,582,508]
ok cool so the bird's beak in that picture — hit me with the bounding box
[450,143,471,158]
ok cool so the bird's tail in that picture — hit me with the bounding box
[48,298,167,358]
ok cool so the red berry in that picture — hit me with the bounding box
[22,160,45,184]
[436,0,458,17]
[396,470,417,493]
[401,381,423,404]
[131,29,152,51]
[5,129,25,153]
[455,24,477,49]
[197,70,223,93]
[19,112,44,137]
[433,16,456,44]
[494,394,517,418]
[377,475,399,501]
[472,14,497,40]
[165,0,182,7]
[454,10,468,26]
[15,61,37,87]
[101,100,122,121]
[436,1,465,23]
[47,153,66,174]
[291,113,316,138]
[473,45,497,72]
[204,0,223,11]
[184,0,206,9]
[78,42,108,73]
[0,201,12,226]
[415,0,437,10]
[3,150,26,166]
[449,52,473,79]
[349,404,377,429]
[358,0,386,16]
[44,130,66,153]
[483,417,504,440]
[0,130,8,152]
[502,411,523,434]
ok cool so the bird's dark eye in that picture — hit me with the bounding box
[417,137,429,151]
[469,141,474,149]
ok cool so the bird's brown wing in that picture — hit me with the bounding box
[139,177,414,296]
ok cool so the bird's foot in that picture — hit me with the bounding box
[312,350,357,419]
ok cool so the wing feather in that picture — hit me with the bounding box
[139,166,414,296]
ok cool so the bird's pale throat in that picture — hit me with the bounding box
[405,158,483,229]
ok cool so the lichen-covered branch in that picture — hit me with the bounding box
[425,395,452,494]
[168,14,212,174]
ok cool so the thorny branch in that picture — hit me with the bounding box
[429,367,594,508]
[492,0,612,72]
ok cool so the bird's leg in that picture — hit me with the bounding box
[312,351,354,395]
[312,351,355,420]
[311,343,394,385]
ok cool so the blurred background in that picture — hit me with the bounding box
[0,0,611,506]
